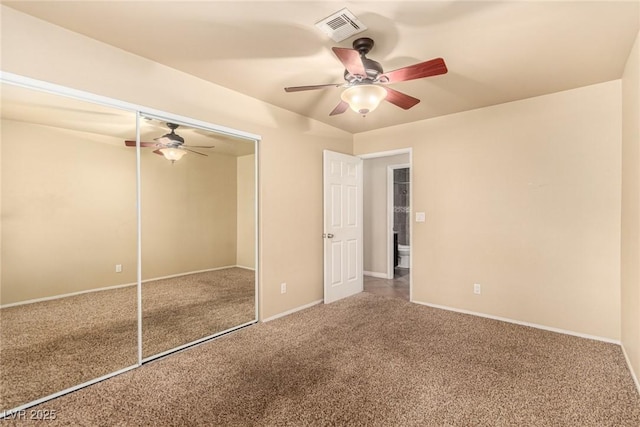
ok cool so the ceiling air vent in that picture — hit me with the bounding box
[314,8,367,42]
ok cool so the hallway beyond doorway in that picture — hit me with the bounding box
[363,269,410,300]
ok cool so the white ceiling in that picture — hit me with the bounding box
[4,1,639,134]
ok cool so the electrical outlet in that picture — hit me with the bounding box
[115,264,123,273]
[280,282,287,294]
[473,283,481,295]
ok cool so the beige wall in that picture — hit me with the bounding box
[1,120,138,304]
[363,154,409,276]
[140,147,238,280]
[237,154,255,269]
[355,81,622,340]
[0,6,353,317]
[621,30,640,384]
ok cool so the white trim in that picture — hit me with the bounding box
[0,266,239,309]
[0,282,138,309]
[261,299,323,323]
[363,271,388,279]
[408,150,413,302]
[0,72,262,142]
[141,319,257,364]
[359,148,412,159]
[148,266,238,282]
[413,300,621,345]
[622,344,640,394]
[235,265,256,271]
[254,139,260,327]
[135,111,143,366]
[0,364,137,419]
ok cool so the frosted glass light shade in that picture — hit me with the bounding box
[340,84,387,115]
[159,147,187,162]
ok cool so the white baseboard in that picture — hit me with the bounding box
[1,265,239,309]
[363,271,388,279]
[1,282,137,309]
[412,300,621,345]
[621,344,640,394]
[235,265,256,271]
[261,299,323,323]
[144,265,238,283]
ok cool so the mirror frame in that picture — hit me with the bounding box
[0,71,261,417]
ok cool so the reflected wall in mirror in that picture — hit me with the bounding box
[137,117,256,359]
[0,84,138,411]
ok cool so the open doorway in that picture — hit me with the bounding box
[389,164,411,282]
[360,150,412,301]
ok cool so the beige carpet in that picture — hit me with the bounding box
[6,292,640,426]
[142,267,255,357]
[0,267,255,411]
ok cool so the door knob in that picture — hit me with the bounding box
[323,233,334,238]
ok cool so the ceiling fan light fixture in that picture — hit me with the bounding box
[155,133,184,145]
[159,147,187,163]
[340,84,387,115]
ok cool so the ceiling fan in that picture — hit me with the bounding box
[284,37,447,116]
[124,123,214,163]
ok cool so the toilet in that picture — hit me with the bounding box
[397,244,410,268]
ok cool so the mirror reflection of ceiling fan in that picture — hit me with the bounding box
[284,37,447,116]
[124,123,214,163]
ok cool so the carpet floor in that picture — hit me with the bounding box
[0,267,255,411]
[4,292,639,426]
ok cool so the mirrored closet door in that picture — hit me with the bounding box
[0,78,259,416]
[0,84,139,411]
[138,116,257,359]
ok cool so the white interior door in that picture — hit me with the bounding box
[323,150,363,304]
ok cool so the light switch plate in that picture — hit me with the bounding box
[415,212,426,222]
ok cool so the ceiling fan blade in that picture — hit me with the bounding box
[125,140,158,147]
[329,100,349,116]
[152,149,163,156]
[332,47,366,77]
[285,83,342,92]
[384,87,421,110]
[380,58,448,83]
[183,148,208,156]
[183,145,215,149]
